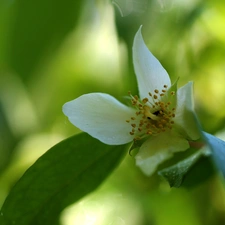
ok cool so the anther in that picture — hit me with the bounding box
[153,95,158,99]
[139,123,143,127]
[142,98,148,103]
[131,124,136,128]
[164,85,168,88]
[131,117,135,120]
[154,89,159,94]
[134,137,140,141]
[126,120,130,123]
[161,119,167,124]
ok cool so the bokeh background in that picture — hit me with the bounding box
[1,0,225,224]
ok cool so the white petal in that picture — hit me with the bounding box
[135,131,189,176]
[175,82,201,140]
[132,26,171,100]
[63,93,135,145]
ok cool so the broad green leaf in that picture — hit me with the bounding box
[203,132,225,177]
[0,133,127,225]
[158,148,212,188]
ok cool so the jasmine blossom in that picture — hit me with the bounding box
[63,27,201,175]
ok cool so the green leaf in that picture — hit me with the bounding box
[203,132,225,177]
[158,148,211,188]
[0,133,127,225]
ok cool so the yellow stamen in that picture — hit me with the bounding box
[127,84,176,140]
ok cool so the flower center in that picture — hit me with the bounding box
[126,85,176,141]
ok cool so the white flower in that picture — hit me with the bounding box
[63,26,201,176]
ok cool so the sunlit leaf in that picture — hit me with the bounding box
[0,133,127,225]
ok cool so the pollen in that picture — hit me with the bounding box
[126,84,176,141]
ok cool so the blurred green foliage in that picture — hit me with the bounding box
[1,0,225,224]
